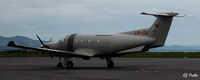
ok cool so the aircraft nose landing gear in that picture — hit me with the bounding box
[56,61,63,68]
[56,57,74,69]
[56,57,63,68]
[64,57,74,69]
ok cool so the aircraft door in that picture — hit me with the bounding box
[67,34,77,52]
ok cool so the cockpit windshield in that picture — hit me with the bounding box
[60,38,65,42]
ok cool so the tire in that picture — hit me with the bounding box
[66,61,74,69]
[107,60,114,68]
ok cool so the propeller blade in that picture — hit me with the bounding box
[48,37,53,42]
[36,34,44,45]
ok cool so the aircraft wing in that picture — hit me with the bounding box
[75,48,99,57]
[116,46,146,54]
[7,41,90,57]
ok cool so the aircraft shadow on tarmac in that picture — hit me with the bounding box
[17,67,127,71]
[14,65,152,71]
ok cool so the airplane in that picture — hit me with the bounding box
[7,12,183,69]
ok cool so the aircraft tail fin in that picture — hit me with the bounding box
[121,12,181,49]
[141,12,179,48]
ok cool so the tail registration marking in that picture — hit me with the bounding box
[155,24,159,28]
[134,30,149,35]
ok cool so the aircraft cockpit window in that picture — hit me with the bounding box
[60,38,65,42]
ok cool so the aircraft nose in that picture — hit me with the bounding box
[41,44,49,48]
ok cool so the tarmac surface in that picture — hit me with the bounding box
[0,57,200,80]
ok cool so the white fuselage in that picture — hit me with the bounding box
[48,34,155,56]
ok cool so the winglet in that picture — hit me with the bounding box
[7,41,16,47]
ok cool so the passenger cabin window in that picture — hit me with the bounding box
[87,39,91,43]
[75,39,78,43]
[80,39,84,43]
[96,40,100,44]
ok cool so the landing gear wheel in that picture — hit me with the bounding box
[66,61,74,69]
[107,59,114,68]
[56,61,63,68]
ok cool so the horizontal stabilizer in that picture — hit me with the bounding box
[141,12,179,17]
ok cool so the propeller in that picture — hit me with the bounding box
[36,34,54,58]
[36,34,44,45]
[36,34,48,48]
[48,37,53,42]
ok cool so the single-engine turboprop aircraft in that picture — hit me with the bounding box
[7,12,183,69]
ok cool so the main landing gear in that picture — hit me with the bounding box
[56,57,114,69]
[106,58,114,68]
[56,57,74,69]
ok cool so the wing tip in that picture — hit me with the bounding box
[7,41,15,47]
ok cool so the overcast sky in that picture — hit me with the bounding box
[0,0,200,45]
